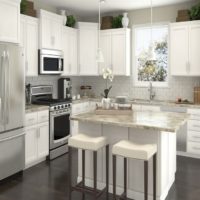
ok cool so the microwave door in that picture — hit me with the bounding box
[40,55,63,74]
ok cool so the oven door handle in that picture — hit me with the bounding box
[50,111,71,117]
[53,135,71,144]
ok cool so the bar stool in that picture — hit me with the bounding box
[68,133,109,200]
[112,140,157,200]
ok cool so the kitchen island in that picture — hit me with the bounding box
[70,111,189,200]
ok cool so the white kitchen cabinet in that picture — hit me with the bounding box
[37,124,49,159]
[21,15,38,76]
[39,9,63,50]
[0,0,20,43]
[100,28,130,76]
[170,21,200,76]
[78,22,98,75]
[25,127,38,165]
[62,26,78,76]
[25,110,49,168]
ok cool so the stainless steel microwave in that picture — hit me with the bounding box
[39,49,64,74]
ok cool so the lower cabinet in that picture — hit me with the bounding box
[25,110,49,168]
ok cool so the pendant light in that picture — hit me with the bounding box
[147,0,157,64]
[96,0,105,63]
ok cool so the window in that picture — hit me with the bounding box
[133,24,169,87]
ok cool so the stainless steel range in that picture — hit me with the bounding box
[30,85,71,160]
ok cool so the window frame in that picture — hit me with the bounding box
[132,22,170,88]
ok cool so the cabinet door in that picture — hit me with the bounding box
[62,28,70,75]
[189,23,200,76]
[100,31,112,74]
[170,24,189,76]
[40,15,52,49]
[112,30,126,75]
[26,17,38,76]
[0,0,20,43]
[20,17,26,47]
[25,127,38,165]
[51,18,62,50]
[79,28,98,75]
[69,29,78,75]
[37,123,49,159]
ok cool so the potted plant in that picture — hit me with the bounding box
[112,15,123,28]
[189,3,200,20]
[101,68,114,109]
[66,15,76,27]
[20,0,28,14]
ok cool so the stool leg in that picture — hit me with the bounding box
[144,161,148,200]
[93,151,97,200]
[124,157,127,200]
[112,155,117,200]
[82,150,85,200]
[68,147,72,200]
[153,154,157,200]
[106,145,109,200]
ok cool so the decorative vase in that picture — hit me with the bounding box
[102,98,111,110]
[122,12,129,28]
[60,10,67,26]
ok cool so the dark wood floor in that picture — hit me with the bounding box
[0,151,200,200]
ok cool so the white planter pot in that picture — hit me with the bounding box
[122,12,129,28]
[60,10,67,26]
[102,98,111,110]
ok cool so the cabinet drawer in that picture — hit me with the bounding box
[188,131,200,142]
[187,142,200,155]
[25,112,38,126]
[141,105,160,112]
[82,102,90,112]
[72,104,83,115]
[188,109,200,120]
[38,110,49,123]
[132,105,141,111]
[188,120,200,132]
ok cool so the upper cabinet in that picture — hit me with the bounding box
[78,22,98,76]
[21,15,38,76]
[170,21,200,76]
[62,26,78,76]
[0,0,20,43]
[39,9,63,50]
[100,28,130,76]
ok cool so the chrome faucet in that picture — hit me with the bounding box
[148,82,156,101]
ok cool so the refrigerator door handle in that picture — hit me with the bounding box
[5,51,10,124]
[0,51,6,124]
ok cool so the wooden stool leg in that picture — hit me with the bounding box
[144,161,148,200]
[82,150,85,200]
[106,145,109,200]
[124,157,127,200]
[93,151,97,200]
[68,147,72,200]
[113,155,117,200]
[153,154,157,200]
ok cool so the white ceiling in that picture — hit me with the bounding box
[41,0,192,16]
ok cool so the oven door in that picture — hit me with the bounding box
[40,54,63,75]
[50,111,70,150]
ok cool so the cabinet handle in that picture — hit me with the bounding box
[192,147,200,150]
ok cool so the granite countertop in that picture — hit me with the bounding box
[70,111,189,132]
[25,104,49,113]
[72,97,200,109]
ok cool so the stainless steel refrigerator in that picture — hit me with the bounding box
[0,43,25,180]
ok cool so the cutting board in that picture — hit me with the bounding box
[194,87,200,105]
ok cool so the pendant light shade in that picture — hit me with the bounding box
[96,0,105,63]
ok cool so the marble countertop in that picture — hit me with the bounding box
[71,111,189,132]
[72,97,200,109]
[25,104,49,113]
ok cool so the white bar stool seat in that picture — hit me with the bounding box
[112,140,157,160]
[68,133,107,151]
[112,140,157,200]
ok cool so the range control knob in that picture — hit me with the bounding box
[54,106,57,110]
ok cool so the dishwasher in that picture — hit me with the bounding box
[160,106,187,152]
[0,129,25,180]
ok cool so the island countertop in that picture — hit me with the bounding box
[70,111,189,132]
